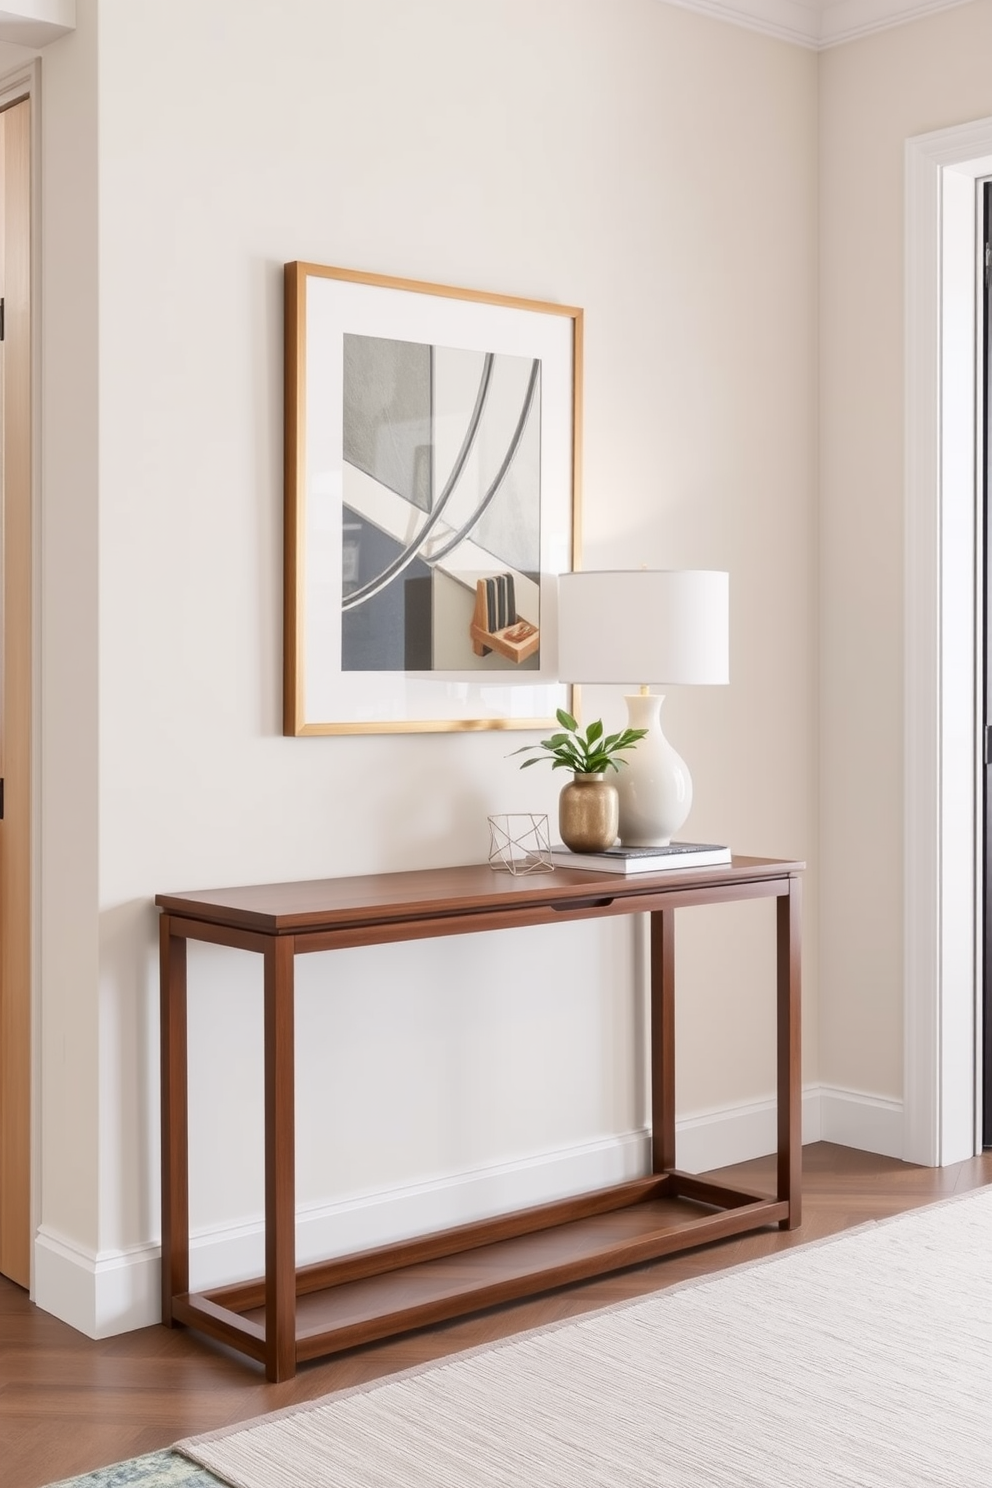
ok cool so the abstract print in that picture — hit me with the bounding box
[340,334,541,672]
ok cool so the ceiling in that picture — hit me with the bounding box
[0,0,74,49]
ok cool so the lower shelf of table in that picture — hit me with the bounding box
[168,1171,791,1372]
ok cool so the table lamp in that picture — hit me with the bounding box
[557,570,730,846]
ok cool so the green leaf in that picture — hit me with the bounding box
[616,728,648,749]
[508,712,647,772]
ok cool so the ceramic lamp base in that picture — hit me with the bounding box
[615,693,692,847]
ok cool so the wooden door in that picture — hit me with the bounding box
[0,96,32,1288]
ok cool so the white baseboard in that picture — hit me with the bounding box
[817,1083,904,1160]
[674,1089,822,1173]
[34,1226,161,1339]
[188,1131,653,1292]
[32,1132,653,1333]
[33,1086,905,1338]
[676,1083,904,1172]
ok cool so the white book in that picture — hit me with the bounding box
[549,842,732,874]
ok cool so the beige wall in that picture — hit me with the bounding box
[33,0,818,1330]
[819,0,992,1099]
[37,7,101,1251]
[32,0,992,1341]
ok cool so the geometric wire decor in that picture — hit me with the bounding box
[487,813,553,874]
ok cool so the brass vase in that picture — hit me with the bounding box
[558,772,619,853]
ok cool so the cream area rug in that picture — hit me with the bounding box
[176,1187,992,1488]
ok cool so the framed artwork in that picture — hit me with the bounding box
[283,262,582,735]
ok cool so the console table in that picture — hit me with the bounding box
[157,855,802,1382]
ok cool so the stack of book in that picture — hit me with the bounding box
[549,842,731,874]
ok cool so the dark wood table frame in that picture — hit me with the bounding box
[158,855,802,1382]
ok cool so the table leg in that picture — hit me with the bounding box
[264,935,296,1381]
[650,909,676,1173]
[159,915,189,1324]
[777,876,802,1228]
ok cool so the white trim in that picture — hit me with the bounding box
[35,1092,902,1337]
[677,1085,903,1171]
[34,1227,161,1338]
[905,120,992,1166]
[816,0,975,46]
[904,134,942,1166]
[189,1132,654,1293]
[675,1089,822,1170]
[193,1092,904,1294]
[654,0,975,49]
[817,1085,905,1159]
[658,0,824,49]
[35,1134,655,1331]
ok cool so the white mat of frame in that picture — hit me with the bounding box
[177,1187,992,1488]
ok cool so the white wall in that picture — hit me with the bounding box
[34,0,818,1334]
[819,0,992,1103]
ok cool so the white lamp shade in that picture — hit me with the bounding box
[557,570,729,685]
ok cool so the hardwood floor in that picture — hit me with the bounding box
[4,1141,992,1488]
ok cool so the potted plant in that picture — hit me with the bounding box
[512,708,647,852]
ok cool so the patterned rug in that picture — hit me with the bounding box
[45,1451,221,1487]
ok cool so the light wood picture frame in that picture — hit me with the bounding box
[284,262,582,735]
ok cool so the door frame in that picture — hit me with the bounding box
[0,58,39,1287]
[905,119,992,1166]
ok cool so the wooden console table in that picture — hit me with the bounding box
[157,855,802,1381]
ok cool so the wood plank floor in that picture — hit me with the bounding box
[4,1140,992,1488]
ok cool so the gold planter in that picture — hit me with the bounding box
[558,772,619,853]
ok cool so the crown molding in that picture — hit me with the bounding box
[0,1,74,49]
[658,0,976,49]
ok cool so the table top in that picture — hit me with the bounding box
[155,856,805,936]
